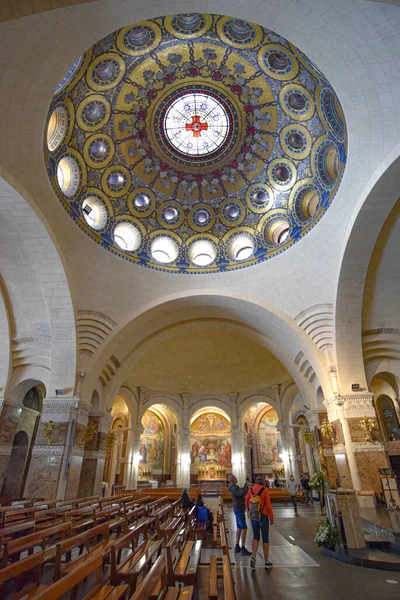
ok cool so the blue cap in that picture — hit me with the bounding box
[183,488,188,494]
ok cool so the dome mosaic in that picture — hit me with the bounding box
[44,14,347,274]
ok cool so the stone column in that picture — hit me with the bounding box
[176,395,190,488]
[78,412,111,498]
[131,423,144,490]
[24,397,91,500]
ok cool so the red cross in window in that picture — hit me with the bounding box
[185,115,208,138]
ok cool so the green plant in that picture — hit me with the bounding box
[314,520,340,550]
[309,470,325,491]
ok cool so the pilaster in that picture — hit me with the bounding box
[24,397,91,500]
[78,412,111,497]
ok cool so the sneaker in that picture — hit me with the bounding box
[250,556,256,569]
[265,561,273,569]
[241,547,252,556]
[234,544,241,554]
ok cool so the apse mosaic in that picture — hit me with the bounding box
[190,412,232,468]
[45,14,347,274]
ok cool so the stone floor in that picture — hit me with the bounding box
[195,500,400,600]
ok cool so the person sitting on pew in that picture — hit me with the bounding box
[195,495,213,534]
[181,488,195,510]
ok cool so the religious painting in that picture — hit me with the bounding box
[140,410,164,468]
[190,412,232,468]
[258,409,283,467]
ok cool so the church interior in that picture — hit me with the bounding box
[0,1,400,598]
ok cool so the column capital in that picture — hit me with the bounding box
[324,393,375,421]
[304,410,320,429]
[41,397,91,423]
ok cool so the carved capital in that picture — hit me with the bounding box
[352,441,385,453]
[32,445,64,456]
[324,393,375,421]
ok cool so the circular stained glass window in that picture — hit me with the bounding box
[163,91,230,157]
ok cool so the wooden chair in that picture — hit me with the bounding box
[130,555,193,600]
[32,552,128,600]
[165,521,202,587]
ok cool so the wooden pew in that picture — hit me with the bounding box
[32,552,128,600]
[187,507,208,541]
[208,542,236,600]
[1,521,72,566]
[0,551,44,600]
[124,506,147,534]
[94,505,124,537]
[0,506,36,528]
[0,520,36,544]
[166,521,202,587]
[147,498,169,516]
[110,521,162,594]
[54,522,111,579]
[130,555,193,600]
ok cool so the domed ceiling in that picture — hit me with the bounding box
[44,14,347,274]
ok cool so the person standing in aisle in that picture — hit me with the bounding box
[245,476,274,569]
[228,474,252,556]
[287,474,298,513]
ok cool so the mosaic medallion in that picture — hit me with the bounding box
[44,14,347,274]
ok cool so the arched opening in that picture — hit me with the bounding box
[241,403,283,484]
[139,404,178,487]
[190,408,232,488]
[377,395,400,442]
[1,431,29,498]
[103,396,130,491]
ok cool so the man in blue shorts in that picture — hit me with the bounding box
[228,474,252,555]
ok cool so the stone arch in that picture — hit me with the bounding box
[0,170,76,395]
[376,395,400,442]
[335,149,400,393]
[91,294,329,412]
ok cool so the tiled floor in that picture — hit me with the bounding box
[195,499,400,599]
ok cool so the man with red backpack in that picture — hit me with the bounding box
[245,476,274,569]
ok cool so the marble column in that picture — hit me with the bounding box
[230,425,246,485]
[323,394,389,494]
[78,412,111,498]
[24,397,91,500]
[176,395,190,488]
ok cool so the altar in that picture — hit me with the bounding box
[197,459,226,481]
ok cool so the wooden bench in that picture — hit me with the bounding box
[0,551,45,600]
[187,507,208,541]
[130,555,193,600]
[32,552,128,600]
[110,526,162,594]
[208,550,236,600]
[0,506,36,528]
[94,505,124,537]
[124,507,147,533]
[0,520,36,544]
[147,498,169,516]
[154,504,181,543]
[166,521,202,587]
[1,521,72,566]
[54,522,112,579]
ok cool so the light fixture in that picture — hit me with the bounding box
[113,222,141,252]
[151,236,179,264]
[189,240,216,266]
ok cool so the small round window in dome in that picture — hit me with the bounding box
[189,239,216,266]
[196,210,208,224]
[114,222,141,252]
[151,236,179,264]
[55,57,81,94]
[294,186,320,223]
[57,157,80,197]
[47,106,67,152]
[288,92,306,110]
[267,52,289,71]
[253,190,267,205]
[164,207,178,222]
[135,193,150,209]
[162,91,230,157]
[264,217,291,247]
[226,204,240,218]
[82,197,107,230]
[230,234,255,261]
